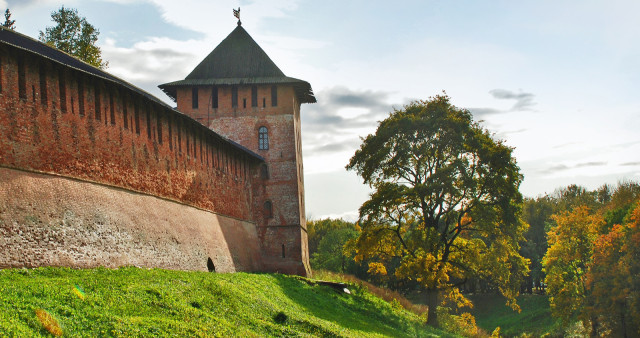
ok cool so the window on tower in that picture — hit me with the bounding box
[264,200,273,219]
[258,126,269,150]
[251,85,258,107]
[231,86,238,107]
[192,87,198,109]
[211,86,218,108]
[271,85,277,106]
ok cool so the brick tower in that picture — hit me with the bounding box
[160,22,315,276]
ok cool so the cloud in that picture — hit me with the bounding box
[621,162,640,166]
[301,86,402,159]
[552,142,581,149]
[469,88,536,118]
[303,86,395,132]
[539,161,608,174]
[489,89,536,111]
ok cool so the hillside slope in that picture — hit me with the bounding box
[0,267,454,337]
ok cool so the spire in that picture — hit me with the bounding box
[233,7,241,26]
[158,22,316,104]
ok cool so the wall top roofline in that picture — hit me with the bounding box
[0,26,265,163]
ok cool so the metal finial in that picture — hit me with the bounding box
[233,7,241,26]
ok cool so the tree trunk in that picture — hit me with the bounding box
[589,315,599,338]
[425,289,439,328]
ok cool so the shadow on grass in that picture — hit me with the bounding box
[270,274,443,337]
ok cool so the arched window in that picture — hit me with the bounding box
[258,126,269,150]
[264,200,273,218]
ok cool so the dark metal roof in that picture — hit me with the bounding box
[159,24,316,104]
[0,26,264,163]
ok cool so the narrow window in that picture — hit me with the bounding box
[168,116,173,150]
[123,97,128,129]
[243,98,246,108]
[109,90,115,125]
[258,126,269,150]
[260,163,269,179]
[134,103,140,134]
[211,86,218,108]
[18,58,26,99]
[157,111,162,144]
[282,244,286,258]
[94,85,101,120]
[251,85,257,107]
[271,85,277,107]
[264,200,273,219]
[32,85,36,102]
[58,69,66,112]
[78,76,85,116]
[178,120,182,154]
[39,65,47,105]
[231,86,238,107]
[193,133,197,160]
[192,87,198,109]
[262,97,266,108]
[146,107,151,138]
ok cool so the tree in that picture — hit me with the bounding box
[520,196,554,293]
[346,94,528,327]
[307,218,363,274]
[542,206,603,331]
[587,202,640,337]
[2,9,15,30]
[39,6,107,69]
[312,226,359,273]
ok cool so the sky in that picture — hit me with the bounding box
[5,0,640,221]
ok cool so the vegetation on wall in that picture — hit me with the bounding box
[39,6,107,69]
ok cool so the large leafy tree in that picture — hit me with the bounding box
[346,94,528,327]
[39,6,107,69]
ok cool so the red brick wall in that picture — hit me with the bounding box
[0,167,263,272]
[0,45,261,221]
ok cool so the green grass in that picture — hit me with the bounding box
[0,267,455,337]
[468,294,561,337]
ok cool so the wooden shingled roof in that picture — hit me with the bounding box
[159,24,316,104]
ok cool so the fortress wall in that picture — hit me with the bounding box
[0,167,263,272]
[0,45,260,220]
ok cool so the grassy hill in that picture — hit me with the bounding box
[468,294,560,337]
[0,267,454,337]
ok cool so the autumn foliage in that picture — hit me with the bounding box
[543,183,640,336]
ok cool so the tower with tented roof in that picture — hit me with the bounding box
[160,21,315,276]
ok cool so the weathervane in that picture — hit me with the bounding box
[233,7,241,26]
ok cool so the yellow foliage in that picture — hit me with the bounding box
[367,262,388,276]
